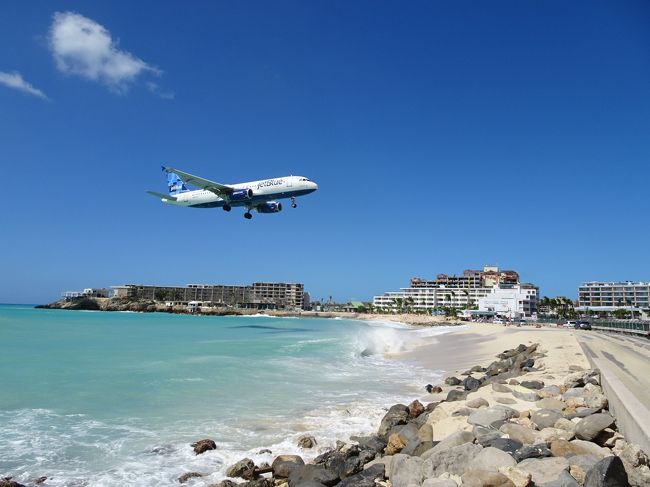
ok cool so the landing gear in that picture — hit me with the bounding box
[291,196,297,209]
[244,211,252,220]
[223,204,232,212]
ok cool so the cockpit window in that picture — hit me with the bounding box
[299,177,310,181]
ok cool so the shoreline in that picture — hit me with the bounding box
[35,297,465,327]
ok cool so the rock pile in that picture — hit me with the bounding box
[204,343,649,487]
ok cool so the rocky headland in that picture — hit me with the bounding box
[35,298,463,326]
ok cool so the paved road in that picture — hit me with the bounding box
[576,331,650,407]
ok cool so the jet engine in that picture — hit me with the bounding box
[256,201,283,213]
[230,188,253,201]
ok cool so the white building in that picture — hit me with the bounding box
[578,281,650,311]
[373,266,538,317]
[478,284,538,318]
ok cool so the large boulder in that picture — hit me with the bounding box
[273,455,306,478]
[227,458,255,478]
[467,397,490,409]
[468,406,518,428]
[583,456,629,487]
[445,376,462,386]
[460,470,516,487]
[191,438,217,455]
[575,413,615,441]
[531,409,564,430]
[472,447,517,471]
[486,437,523,455]
[513,444,552,462]
[446,390,468,402]
[337,464,385,487]
[516,457,570,485]
[464,376,481,392]
[492,383,513,393]
[500,423,536,445]
[421,431,475,459]
[512,386,542,402]
[289,465,340,487]
[422,443,483,477]
[298,435,318,449]
[389,454,424,487]
[408,400,426,418]
[536,398,566,410]
[377,405,409,439]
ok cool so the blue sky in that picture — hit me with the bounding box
[1,1,649,304]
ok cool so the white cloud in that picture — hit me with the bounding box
[49,11,159,92]
[146,81,175,100]
[0,71,48,99]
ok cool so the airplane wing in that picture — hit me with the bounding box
[164,166,234,195]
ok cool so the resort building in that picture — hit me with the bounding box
[111,282,306,310]
[577,281,650,312]
[478,284,539,318]
[373,266,538,317]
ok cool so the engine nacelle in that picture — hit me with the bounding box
[256,201,283,213]
[230,188,253,201]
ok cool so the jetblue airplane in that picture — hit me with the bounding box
[147,167,318,219]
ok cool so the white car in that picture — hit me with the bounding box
[564,320,578,328]
[494,318,505,324]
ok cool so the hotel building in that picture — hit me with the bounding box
[112,282,306,310]
[577,281,650,311]
[373,266,538,317]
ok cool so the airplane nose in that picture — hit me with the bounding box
[312,182,319,190]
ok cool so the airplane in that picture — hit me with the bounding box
[146,166,318,219]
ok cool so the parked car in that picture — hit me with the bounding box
[578,320,592,330]
[564,320,578,328]
[494,318,505,324]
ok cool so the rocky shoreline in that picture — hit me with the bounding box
[35,298,463,327]
[3,341,650,486]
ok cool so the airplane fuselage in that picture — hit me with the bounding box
[169,176,318,208]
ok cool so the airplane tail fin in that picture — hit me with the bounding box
[163,166,189,195]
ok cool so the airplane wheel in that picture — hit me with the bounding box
[223,204,231,212]
[291,203,297,209]
[244,212,252,219]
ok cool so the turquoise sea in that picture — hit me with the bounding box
[0,305,452,486]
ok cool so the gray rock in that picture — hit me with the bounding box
[422,479,458,487]
[444,376,462,386]
[540,470,581,487]
[289,465,340,487]
[378,405,409,439]
[554,418,577,434]
[422,443,483,477]
[179,472,205,483]
[337,464,385,487]
[517,457,570,485]
[584,456,629,487]
[536,398,566,410]
[500,422,536,444]
[568,440,612,459]
[486,437,523,455]
[446,390,468,402]
[532,409,564,430]
[273,455,306,478]
[492,383,513,393]
[227,458,255,478]
[565,407,601,419]
[512,386,542,402]
[496,397,517,405]
[540,385,562,397]
[389,454,424,487]
[473,425,502,446]
[467,397,489,409]
[575,413,615,441]
[564,387,587,399]
[418,423,433,442]
[298,435,318,449]
[464,376,481,392]
[521,380,544,390]
[473,446,517,471]
[293,483,327,487]
[460,469,516,486]
[451,407,472,417]
[353,435,386,453]
[468,406,518,428]
[514,443,553,461]
[584,394,608,410]
[421,431,475,459]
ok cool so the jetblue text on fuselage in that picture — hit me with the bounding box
[256,179,284,190]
